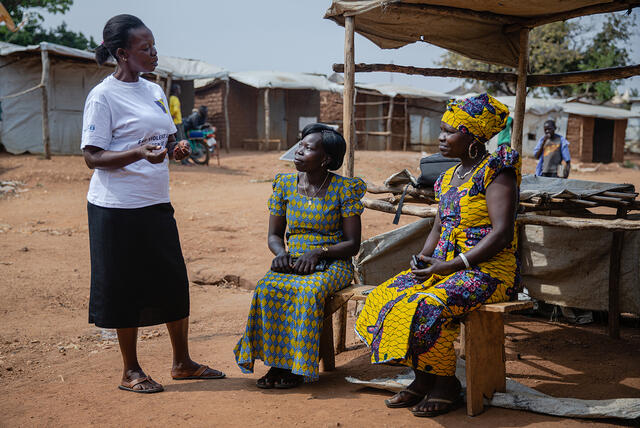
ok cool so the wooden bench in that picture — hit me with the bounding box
[320,284,533,416]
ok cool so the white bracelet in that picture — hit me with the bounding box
[459,253,471,269]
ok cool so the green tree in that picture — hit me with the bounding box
[438,14,636,101]
[0,0,96,50]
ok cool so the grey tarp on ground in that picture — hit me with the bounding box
[355,218,640,314]
[520,175,635,201]
[345,360,640,420]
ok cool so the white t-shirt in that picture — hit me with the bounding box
[81,75,177,209]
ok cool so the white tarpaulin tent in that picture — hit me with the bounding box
[0,41,225,155]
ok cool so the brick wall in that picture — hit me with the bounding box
[194,83,226,148]
[566,114,582,161]
[319,91,343,130]
[613,119,627,162]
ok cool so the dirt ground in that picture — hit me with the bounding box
[1,150,639,427]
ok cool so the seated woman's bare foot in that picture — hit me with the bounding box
[411,375,462,417]
[385,370,434,408]
[119,369,163,393]
[171,359,225,380]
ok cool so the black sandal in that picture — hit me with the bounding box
[274,371,304,389]
[256,367,282,389]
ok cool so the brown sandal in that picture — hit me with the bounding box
[385,389,425,408]
[172,364,226,380]
[118,376,164,393]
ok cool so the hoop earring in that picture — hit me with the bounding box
[468,142,480,159]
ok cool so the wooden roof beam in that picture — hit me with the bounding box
[333,63,640,87]
[504,0,640,32]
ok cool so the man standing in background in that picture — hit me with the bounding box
[534,120,571,178]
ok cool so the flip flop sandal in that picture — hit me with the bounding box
[411,396,463,418]
[118,376,164,394]
[273,373,304,389]
[385,389,425,408]
[172,365,226,380]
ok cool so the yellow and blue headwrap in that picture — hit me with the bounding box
[441,93,509,144]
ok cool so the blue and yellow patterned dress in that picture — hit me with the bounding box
[355,146,521,376]
[234,172,366,381]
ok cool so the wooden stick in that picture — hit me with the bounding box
[366,183,434,198]
[343,16,355,178]
[518,214,640,231]
[528,65,640,87]
[354,116,406,121]
[355,130,391,136]
[608,230,624,339]
[386,96,394,151]
[512,29,529,160]
[223,79,231,153]
[505,1,640,33]
[602,191,638,200]
[333,63,640,87]
[362,198,438,218]
[0,84,43,100]
[263,88,271,151]
[40,45,51,160]
[165,74,172,100]
[403,98,409,152]
[334,63,516,82]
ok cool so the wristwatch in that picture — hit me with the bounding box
[320,246,329,257]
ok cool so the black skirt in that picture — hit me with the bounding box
[87,202,190,328]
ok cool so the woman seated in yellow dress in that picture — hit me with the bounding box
[234,123,366,389]
[356,94,521,417]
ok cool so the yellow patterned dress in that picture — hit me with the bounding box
[355,146,521,376]
[234,172,366,381]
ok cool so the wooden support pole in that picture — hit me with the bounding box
[343,16,355,178]
[385,96,394,151]
[512,28,529,159]
[165,74,172,100]
[403,98,408,151]
[332,63,640,88]
[263,88,270,151]
[40,44,51,160]
[223,79,231,153]
[608,230,624,339]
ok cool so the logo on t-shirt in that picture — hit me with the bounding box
[154,99,167,114]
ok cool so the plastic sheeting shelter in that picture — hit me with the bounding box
[0,41,226,155]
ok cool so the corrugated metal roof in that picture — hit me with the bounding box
[197,70,343,92]
[0,41,225,80]
[355,82,450,100]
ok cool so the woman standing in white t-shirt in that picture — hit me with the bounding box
[82,14,224,393]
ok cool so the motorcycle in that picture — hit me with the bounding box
[185,125,219,166]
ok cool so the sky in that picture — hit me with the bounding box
[38,0,640,95]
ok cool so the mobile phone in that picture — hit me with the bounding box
[412,254,428,269]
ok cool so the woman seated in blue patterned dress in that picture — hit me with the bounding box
[234,123,366,389]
